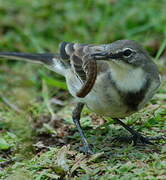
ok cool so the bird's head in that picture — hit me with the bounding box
[93,40,153,69]
[92,40,160,93]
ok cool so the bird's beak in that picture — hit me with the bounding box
[91,51,118,60]
[0,52,55,65]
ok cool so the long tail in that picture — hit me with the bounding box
[0,52,67,76]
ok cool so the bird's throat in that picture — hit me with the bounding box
[109,61,146,93]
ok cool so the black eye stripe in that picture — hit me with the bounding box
[105,49,133,59]
[109,51,124,58]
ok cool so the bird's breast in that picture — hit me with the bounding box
[65,68,158,118]
[78,72,136,118]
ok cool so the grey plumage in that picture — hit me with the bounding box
[0,40,160,117]
[0,40,161,154]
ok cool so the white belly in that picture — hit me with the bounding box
[65,69,134,118]
[65,60,160,118]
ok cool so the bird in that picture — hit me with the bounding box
[0,40,161,154]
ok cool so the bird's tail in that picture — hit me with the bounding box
[0,52,68,76]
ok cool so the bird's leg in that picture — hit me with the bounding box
[113,118,164,145]
[72,102,93,154]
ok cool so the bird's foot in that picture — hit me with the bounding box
[132,133,153,145]
[79,144,94,155]
[132,133,166,145]
[114,133,165,146]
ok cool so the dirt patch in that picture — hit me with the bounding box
[32,114,76,153]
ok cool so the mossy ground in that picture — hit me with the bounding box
[0,1,166,179]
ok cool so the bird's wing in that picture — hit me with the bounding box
[0,43,106,98]
[59,42,106,80]
[59,42,106,97]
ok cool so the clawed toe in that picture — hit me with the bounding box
[113,136,133,143]
[79,144,94,155]
[132,134,154,145]
[114,133,156,145]
[79,145,94,155]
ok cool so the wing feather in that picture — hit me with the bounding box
[59,42,102,97]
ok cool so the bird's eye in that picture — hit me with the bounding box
[123,48,133,57]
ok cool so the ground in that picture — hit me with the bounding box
[0,0,166,179]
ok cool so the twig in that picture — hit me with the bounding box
[42,79,56,120]
[0,95,22,113]
[0,158,17,168]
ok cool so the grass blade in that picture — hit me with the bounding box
[155,38,166,60]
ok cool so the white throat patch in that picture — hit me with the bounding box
[109,61,146,92]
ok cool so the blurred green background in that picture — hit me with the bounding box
[0,0,166,179]
[0,0,166,53]
[0,0,165,101]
